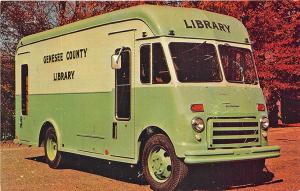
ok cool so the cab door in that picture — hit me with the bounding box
[109,31,135,159]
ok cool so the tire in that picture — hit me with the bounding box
[142,134,188,191]
[44,127,63,169]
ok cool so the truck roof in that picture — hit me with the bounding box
[17,5,250,49]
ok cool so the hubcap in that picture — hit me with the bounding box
[46,135,57,161]
[148,146,172,183]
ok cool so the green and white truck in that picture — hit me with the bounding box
[15,5,280,190]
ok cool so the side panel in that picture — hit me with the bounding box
[15,20,151,163]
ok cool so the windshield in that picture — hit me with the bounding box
[169,42,222,82]
[218,45,258,84]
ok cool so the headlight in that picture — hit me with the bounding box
[260,117,269,130]
[191,117,205,133]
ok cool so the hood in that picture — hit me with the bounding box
[173,85,265,117]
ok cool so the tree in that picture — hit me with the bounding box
[178,1,300,125]
[1,2,57,139]
[1,2,299,139]
[245,1,300,125]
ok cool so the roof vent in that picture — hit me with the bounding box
[169,30,175,36]
[142,32,147,37]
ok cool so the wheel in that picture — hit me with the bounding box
[44,127,63,168]
[142,134,188,191]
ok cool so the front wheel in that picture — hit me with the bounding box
[44,127,63,168]
[142,134,188,191]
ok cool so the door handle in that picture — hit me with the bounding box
[20,116,23,128]
[112,122,117,139]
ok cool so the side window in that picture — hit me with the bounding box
[152,43,171,84]
[139,43,171,84]
[140,45,150,83]
[21,64,28,115]
[116,50,130,85]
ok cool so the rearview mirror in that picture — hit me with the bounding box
[111,47,125,69]
[111,54,122,69]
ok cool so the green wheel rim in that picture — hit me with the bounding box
[148,146,172,183]
[46,134,57,161]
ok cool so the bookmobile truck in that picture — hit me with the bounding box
[15,5,280,190]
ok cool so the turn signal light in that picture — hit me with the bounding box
[257,104,265,111]
[191,104,204,112]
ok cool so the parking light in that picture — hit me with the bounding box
[257,104,265,111]
[191,104,204,112]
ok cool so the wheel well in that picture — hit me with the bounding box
[39,121,53,147]
[137,126,169,163]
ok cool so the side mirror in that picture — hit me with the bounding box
[111,54,122,69]
[111,47,125,69]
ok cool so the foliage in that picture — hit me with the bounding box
[1,1,299,139]
[1,2,56,139]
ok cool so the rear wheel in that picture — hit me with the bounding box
[142,134,188,191]
[44,127,63,168]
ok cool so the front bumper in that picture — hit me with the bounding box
[184,145,280,164]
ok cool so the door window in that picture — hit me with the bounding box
[115,49,131,120]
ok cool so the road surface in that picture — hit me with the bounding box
[1,126,300,191]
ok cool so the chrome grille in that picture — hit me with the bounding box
[208,119,260,148]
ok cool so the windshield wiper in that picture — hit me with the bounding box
[180,41,207,55]
[251,79,259,85]
[203,54,213,61]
